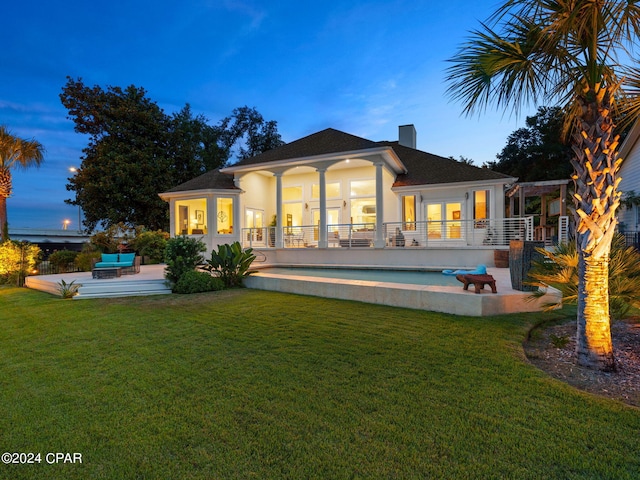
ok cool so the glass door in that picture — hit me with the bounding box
[312,208,341,242]
[245,208,264,245]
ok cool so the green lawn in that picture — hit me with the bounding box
[1,286,638,479]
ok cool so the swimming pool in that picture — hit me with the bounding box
[260,267,461,286]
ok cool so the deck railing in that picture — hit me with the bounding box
[241,217,538,249]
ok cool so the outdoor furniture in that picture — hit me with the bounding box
[92,267,122,279]
[92,253,141,275]
[456,274,497,294]
[338,230,373,247]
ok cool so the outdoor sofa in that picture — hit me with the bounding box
[92,253,141,275]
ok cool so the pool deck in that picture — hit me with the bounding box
[245,267,561,317]
[25,264,560,317]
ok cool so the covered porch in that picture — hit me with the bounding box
[506,180,571,246]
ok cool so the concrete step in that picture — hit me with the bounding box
[75,279,171,299]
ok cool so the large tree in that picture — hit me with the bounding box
[487,106,573,181]
[0,126,45,241]
[61,78,174,231]
[61,78,284,232]
[446,0,640,371]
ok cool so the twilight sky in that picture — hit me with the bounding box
[1,0,534,230]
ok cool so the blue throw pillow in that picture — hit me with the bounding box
[102,253,119,262]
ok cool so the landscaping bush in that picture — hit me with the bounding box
[528,233,640,319]
[47,249,79,273]
[204,241,257,288]
[172,270,225,294]
[164,236,207,284]
[130,229,169,263]
[0,240,41,286]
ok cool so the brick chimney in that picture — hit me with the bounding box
[398,124,416,149]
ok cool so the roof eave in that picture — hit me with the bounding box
[158,187,240,200]
[221,146,407,174]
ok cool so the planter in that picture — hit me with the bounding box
[509,240,544,291]
[494,249,509,268]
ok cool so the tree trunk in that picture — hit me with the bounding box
[0,166,11,242]
[576,250,615,370]
[0,195,7,242]
[571,83,621,371]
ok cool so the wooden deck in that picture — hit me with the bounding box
[25,264,171,299]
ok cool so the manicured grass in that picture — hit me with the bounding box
[1,286,639,479]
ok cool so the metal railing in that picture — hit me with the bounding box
[241,217,538,249]
[383,217,534,247]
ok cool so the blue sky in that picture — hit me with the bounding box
[2,0,534,230]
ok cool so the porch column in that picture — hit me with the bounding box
[275,172,283,248]
[317,167,328,248]
[232,194,241,243]
[374,162,385,248]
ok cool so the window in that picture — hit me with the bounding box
[474,190,490,227]
[176,198,207,235]
[427,202,462,240]
[402,195,416,230]
[312,182,340,199]
[283,186,302,201]
[350,179,375,226]
[350,179,375,196]
[216,197,234,234]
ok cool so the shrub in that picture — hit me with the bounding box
[0,241,41,286]
[204,242,257,288]
[528,234,640,319]
[173,270,224,294]
[48,250,79,273]
[130,229,169,263]
[164,236,207,284]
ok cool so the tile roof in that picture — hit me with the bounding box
[163,128,513,193]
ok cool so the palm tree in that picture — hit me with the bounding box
[446,0,640,371]
[0,126,45,241]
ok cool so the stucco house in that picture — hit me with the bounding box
[159,125,524,268]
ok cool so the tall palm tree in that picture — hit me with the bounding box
[0,126,45,241]
[446,0,640,371]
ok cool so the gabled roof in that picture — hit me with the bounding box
[162,127,514,194]
[231,128,380,166]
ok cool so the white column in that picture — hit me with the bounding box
[275,172,283,248]
[232,194,241,244]
[374,162,385,248]
[317,167,328,248]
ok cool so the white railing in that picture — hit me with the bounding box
[241,217,536,249]
[383,217,533,247]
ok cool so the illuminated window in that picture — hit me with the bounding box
[474,190,490,227]
[216,197,234,234]
[350,179,375,197]
[176,198,207,235]
[283,186,302,201]
[427,202,462,240]
[312,182,340,199]
[402,195,416,230]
